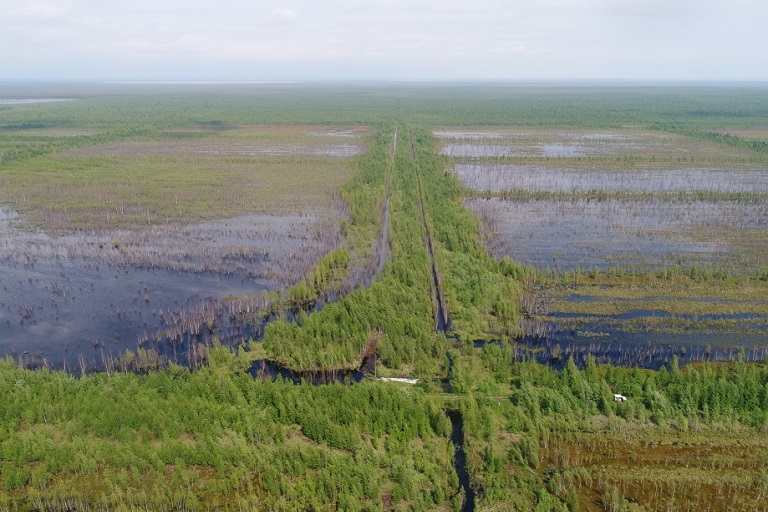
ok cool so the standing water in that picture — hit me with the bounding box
[447,410,476,512]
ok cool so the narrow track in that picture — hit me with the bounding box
[411,128,449,332]
[409,128,474,512]
[374,127,397,276]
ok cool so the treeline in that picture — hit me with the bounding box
[0,131,131,167]
[4,84,768,139]
[0,349,458,511]
[501,355,768,430]
[695,130,768,153]
[652,122,768,154]
[233,127,392,369]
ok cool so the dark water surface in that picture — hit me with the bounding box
[468,197,767,273]
[0,208,338,369]
[447,410,475,512]
[512,332,768,371]
[1,248,268,368]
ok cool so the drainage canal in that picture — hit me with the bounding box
[411,128,449,332]
[409,128,474,511]
[447,410,476,512]
[374,127,397,276]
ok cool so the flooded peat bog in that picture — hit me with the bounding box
[442,127,768,368]
[69,125,368,159]
[468,197,767,272]
[0,207,344,370]
[0,125,366,370]
[454,164,768,195]
[436,130,641,158]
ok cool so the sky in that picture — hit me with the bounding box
[1,0,767,82]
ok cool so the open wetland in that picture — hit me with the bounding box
[0,125,361,231]
[69,125,368,159]
[0,123,361,370]
[436,127,765,161]
[542,425,768,512]
[4,86,768,511]
[448,126,768,368]
[455,163,768,196]
[469,197,767,272]
[0,205,346,370]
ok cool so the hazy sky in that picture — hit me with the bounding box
[2,0,767,81]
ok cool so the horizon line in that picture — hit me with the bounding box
[2,78,768,86]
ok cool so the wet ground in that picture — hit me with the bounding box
[0,122,366,371]
[512,332,768,370]
[436,130,645,158]
[454,163,768,195]
[0,207,342,369]
[68,126,368,159]
[442,127,768,367]
[435,128,759,160]
[467,197,767,273]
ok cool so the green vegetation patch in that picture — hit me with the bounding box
[3,84,768,511]
[0,151,354,231]
[442,347,768,511]
[0,352,459,511]
[262,126,445,374]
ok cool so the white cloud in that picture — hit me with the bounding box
[271,8,298,21]
[0,0,766,80]
[6,1,72,18]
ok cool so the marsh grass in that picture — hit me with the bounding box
[550,298,768,317]
[542,426,768,511]
[1,153,355,232]
[545,273,768,300]
[455,163,768,196]
[436,127,767,161]
[71,125,368,159]
[529,274,768,348]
